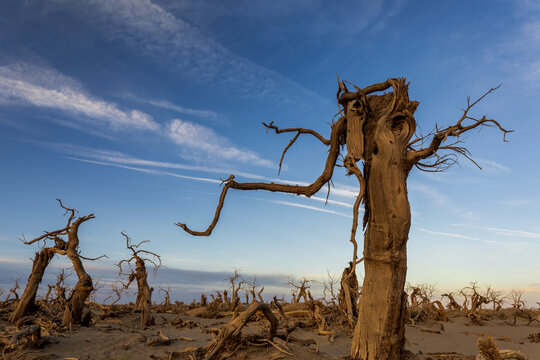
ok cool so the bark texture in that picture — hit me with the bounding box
[348,82,417,359]
[117,233,160,328]
[9,249,55,323]
[62,215,95,326]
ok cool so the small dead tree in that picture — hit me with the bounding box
[6,278,21,302]
[441,292,462,311]
[339,261,359,328]
[321,270,339,306]
[226,269,243,310]
[117,232,161,328]
[288,277,311,303]
[9,200,98,326]
[176,78,511,359]
[510,289,526,310]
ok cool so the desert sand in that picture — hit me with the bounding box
[1,300,539,360]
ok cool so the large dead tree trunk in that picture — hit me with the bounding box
[134,258,153,328]
[349,86,415,358]
[9,249,55,323]
[62,213,96,326]
[176,78,511,360]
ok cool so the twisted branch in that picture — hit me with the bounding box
[177,117,346,236]
[406,85,512,170]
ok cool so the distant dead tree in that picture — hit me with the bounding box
[510,289,526,310]
[287,277,311,303]
[176,78,511,359]
[5,278,21,302]
[117,232,162,328]
[9,200,99,326]
[226,269,243,310]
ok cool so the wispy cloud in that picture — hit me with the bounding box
[265,199,352,218]
[37,141,359,210]
[416,227,534,249]
[408,183,449,205]
[310,196,354,209]
[475,158,510,172]
[69,157,222,184]
[124,93,227,124]
[0,62,159,131]
[452,223,540,240]
[35,141,270,180]
[0,62,273,168]
[167,119,275,167]
[62,0,328,106]
[417,227,483,242]
[485,227,540,239]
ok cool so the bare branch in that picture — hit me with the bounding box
[176,117,346,236]
[343,155,365,278]
[406,85,512,170]
[339,79,393,103]
[263,121,330,146]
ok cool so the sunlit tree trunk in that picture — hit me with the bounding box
[9,249,55,323]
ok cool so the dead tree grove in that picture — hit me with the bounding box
[117,232,162,328]
[176,78,511,359]
[9,200,98,326]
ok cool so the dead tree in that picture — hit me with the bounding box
[9,200,97,326]
[117,232,161,328]
[288,277,311,303]
[59,201,99,326]
[226,269,243,310]
[5,278,21,302]
[339,262,359,327]
[176,78,511,359]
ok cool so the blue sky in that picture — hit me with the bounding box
[1,0,539,304]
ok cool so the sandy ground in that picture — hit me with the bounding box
[2,310,539,360]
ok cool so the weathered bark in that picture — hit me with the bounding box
[134,258,153,328]
[203,301,277,360]
[117,233,159,328]
[338,262,359,327]
[9,249,55,323]
[349,83,417,360]
[62,216,94,326]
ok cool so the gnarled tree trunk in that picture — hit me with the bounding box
[135,258,153,328]
[349,84,416,360]
[9,249,55,323]
[63,217,94,326]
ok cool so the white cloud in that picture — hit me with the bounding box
[0,62,159,131]
[68,157,221,184]
[67,0,327,106]
[265,199,352,218]
[408,183,449,205]
[167,119,275,168]
[309,196,354,209]
[485,227,540,239]
[417,227,483,242]
[124,93,227,124]
[473,158,511,172]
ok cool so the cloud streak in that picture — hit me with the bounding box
[167,119,274,168]
[68,157,222,184]
[265,199,352,218]
[65,0,328,106]
[0,63,159,131]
